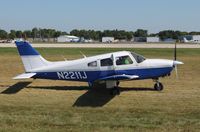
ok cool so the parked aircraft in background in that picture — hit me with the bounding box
[13,41,183,95]
[183,37,200,44]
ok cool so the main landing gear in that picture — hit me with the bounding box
[109,81,120,95]
[110,87,120,95]
[153,79,164,91]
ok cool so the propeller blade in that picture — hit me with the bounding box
[175,65,178,79]
[173,61,184,65]
[173,42,184,79]
[174,42,177,61]
[173,60,183,79]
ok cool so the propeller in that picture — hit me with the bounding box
[173,42,183,79]
[174,42,177,61]
[174,42,178,78]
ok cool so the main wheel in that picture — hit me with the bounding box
[116,81,120,86]
[154,82,164,91]
[110,87,120,95]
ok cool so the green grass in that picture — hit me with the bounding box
[0,48,200,132]
[1,47,199,57]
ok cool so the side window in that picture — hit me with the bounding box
[101,58,113,67]
[116,56,133,65]
[131,52,146,63]
[88,61,97,67]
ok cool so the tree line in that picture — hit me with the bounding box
[0,28,68,41]
[1,28,200,41]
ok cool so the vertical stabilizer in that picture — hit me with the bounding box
[15,41,51,72]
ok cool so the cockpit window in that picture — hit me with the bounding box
[88,61,97,67]
[101,58,113,66]
[131,52,146,63]
[116,55,133,65]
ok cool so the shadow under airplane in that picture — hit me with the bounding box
[28,85,154,107]
[73,87,115,107]
[27,85,89,91]
[73,87,155,107]
[28,85,115,107]
[1,81,155,107]
[1,81,32,94]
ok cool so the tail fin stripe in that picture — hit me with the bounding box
[15,41,50,72]
[15,41,39,56]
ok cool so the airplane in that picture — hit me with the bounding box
[13,41,183,95]
[183,37,200,44]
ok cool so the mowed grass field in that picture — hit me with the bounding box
[0,47,199,132]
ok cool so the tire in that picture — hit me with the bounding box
[154,82,164,91]
[116,81,120,86]
[110,87,120,95]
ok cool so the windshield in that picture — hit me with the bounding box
[131,52,146,63]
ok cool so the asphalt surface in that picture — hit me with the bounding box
[0,43,200,48]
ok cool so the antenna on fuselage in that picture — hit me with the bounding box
[80,51,87,58]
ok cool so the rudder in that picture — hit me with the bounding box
[15,41,51,72]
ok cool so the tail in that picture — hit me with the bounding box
[15,41,51,72]
[183,37,189,43]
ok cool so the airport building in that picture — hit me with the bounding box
[57,35,80,42]
[146,37,160,43]
[133,37,147,42]
[102,37,115,43]
[163,38,176,43]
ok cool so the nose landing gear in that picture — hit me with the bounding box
[153,79,164,91]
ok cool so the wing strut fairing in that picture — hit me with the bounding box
[98,74,139,81]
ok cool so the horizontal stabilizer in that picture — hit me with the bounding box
[99,74,139,81]
[13,73,36,80]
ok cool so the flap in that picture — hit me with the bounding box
[13,73,36,80]
[98,74,139,81]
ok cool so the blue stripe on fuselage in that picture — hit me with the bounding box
[32,67,173,83]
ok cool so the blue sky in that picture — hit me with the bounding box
[0,0,200,33]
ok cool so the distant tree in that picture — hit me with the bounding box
[134,29,148,37]
[189,32,200,35]
[158,30,188,40]
[9,30,16,39]
[178,31,188,36]
[32,27,39,40]
[23,30,32,39]
[96,31,102,41]
[149,33,158,37]
[70,29,79,36]
[100,30,133,40]
[61,31,68,35]
[0,29,8,39]
[2,27,200,42]
[15,31,23,38]
[158,30,173,40]
[102,30,113,37]
[54,31,62,38]
[125,31,134,40]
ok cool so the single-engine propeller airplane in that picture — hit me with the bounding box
[13,41,183,95]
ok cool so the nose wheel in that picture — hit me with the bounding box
[154,79,164,91]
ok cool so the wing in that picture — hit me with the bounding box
[13,73,36,80]
[98,74,139,81]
